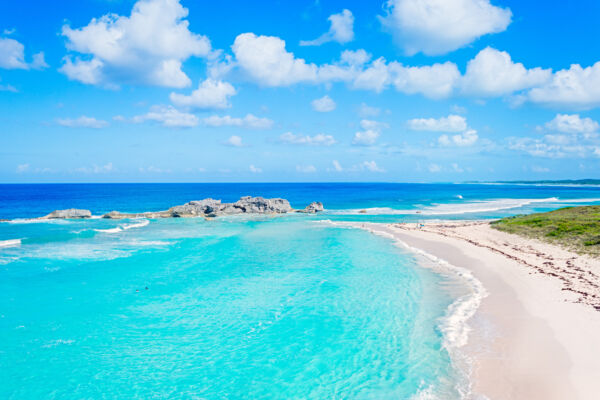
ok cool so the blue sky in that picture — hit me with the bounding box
[1,0,600,183]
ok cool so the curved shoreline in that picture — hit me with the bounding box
[364,221,600,399]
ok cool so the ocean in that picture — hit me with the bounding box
[1,183,599,399]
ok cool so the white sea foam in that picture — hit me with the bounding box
[317,220,487,400]
[332,196,600,216]
[94,219,150,233]
[0,239,21,248]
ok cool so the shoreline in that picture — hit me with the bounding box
[359,220,600,399]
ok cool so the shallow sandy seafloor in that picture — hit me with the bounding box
[353,221,600,400]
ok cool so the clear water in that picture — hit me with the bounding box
[1,183,600,399]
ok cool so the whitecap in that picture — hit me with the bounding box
[0,239,21,248]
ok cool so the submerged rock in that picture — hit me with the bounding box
[300,201,324,213]
[41,209,92,219]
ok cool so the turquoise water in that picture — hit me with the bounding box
[1,216,458,399]
[2,183,600,399]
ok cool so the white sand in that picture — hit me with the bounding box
[359,221,600,399]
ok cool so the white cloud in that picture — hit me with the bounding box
[16,163,30,173]
[170,78,236,109]
[0,79,17,92]
[531,166,550,173]
[389,61,461,99]
[311,95,336,112]
[407,114,466,132]
[360,161,385,172]
[438,129,478,146]
[225,135,244,147]
[380,0,512,56]
[358,103,381,117]
[203,114,273,129]
[544,114,599,135]
[296,165,317,173]
[249,164,262,173]
[428,163,441,173]
[300,9,354,46]
[451,163,464,173]
[527,62,600,109]
[60,0,211,88]
[332,160,343,172]
[0,37,47,70]
[461,47,551,97]
[353,119,388,146]
[341,49,371,66]
[132,105,198,127]
[57,116,109,129]
[280,132,336,146]
[75,163,115,174]
[233,33,318,87]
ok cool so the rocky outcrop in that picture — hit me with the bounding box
[35,197,321,220]
[40,209,92,219]
[299,201,324,213]
[100,196,315,219]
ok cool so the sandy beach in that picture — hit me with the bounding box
[357,221,600,400]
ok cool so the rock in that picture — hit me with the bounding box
[47,197,319,220]
[41,209,92,219]
[300,201,324,213]
[169,199,222,217]
[233,196,292,214]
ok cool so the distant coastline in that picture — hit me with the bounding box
[467,179,600,186]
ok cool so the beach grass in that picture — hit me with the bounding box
[491,205,600,257]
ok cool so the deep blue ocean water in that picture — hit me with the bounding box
[1,183,600,399]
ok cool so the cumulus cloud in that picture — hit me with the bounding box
[280,132,336,146]
[57,116,109,129]
[358,103,381,117]
[428,163,442,173]
[75,163,115,174]
[0,37,47,70]
[510,113,600,159]
[203,114,273,129]
[311,95,336,112]
[332,160,343,172]
[249,164,262,173]
[170,79,236,109]
[527,62,600,109]
[300,9,354,46]
[225,135,244,147]
[60,0,211,88]
[438,129,478,146]
[296,165,317,173]
[132,105,198,127]
[380,0,512,55]
[407,114,467,132]
[461,47,551,97]
[233,33,318,87]
[544,114,599,135]
[353,119,388,146]
[360,160,385,172]
[16,163,30,173]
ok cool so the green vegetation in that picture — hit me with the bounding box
[491,206,600,257]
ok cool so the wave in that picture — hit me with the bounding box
[317,220,486,399]
[0,239,21,248]
[94,219,149,233]
[332,196,600,216]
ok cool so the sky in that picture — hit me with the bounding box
[1,0,600,183]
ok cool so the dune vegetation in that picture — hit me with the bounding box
[492,206,600,257]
